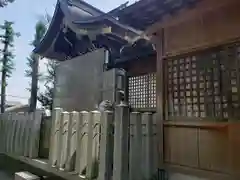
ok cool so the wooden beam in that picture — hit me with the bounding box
[146,0,238,35]
[152,29,165,170]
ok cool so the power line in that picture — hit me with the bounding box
[0,94,29,99]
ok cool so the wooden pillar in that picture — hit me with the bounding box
[152,28,165,172]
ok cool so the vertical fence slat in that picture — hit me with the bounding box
[142,113,154,179]
[59,112,70,170]
[11,114,17,154]
[7,115,14,154]
[24,113,32,157]
[0,116,3,152]
[113,104,130,180]
[129,112,142,180]
[98,111,114,180]
[4,116,8,153]
[74,111,84,173]
[56,111,65,168]
[49,108,62,167]
[19,112,26,156]
[152,113,158,173]
[77,111,89,175]
[21,113,29,156]
[2,114,8,153]
[86,111,101,179]
[4,114,9,153]
[29,110,43,158]
[65,111,79,171]
[14,114,21,155]
[6,114,12,153]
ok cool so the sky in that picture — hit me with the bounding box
[0,0,135,105]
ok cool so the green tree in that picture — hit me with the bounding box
[35,13,56,111]
[25,20,46,112]
[0,0,14,7]
[38,59,57,111]
[0,21,19,113]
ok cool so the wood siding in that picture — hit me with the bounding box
[164,123,240,178]
[152,0,240,179]
[164,0,240,57]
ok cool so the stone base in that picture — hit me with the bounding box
[14,172,40,180]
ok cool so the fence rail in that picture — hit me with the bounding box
[0,110,43,158]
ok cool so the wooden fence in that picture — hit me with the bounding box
[0,110,43,158]
[48,105,159,180]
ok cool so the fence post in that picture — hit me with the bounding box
[113,104,130,180]
[98,111,114,180]
[59,111,70,170]
[129,112,142,180]
[142,113,154,179]
[29,110,43,158]
[77,111,89,175]
[65,111,79,171]
[86,111,101,179]
[49,108,62,167]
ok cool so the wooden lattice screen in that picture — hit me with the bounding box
[166,43,240,120]
[128,73,156,110]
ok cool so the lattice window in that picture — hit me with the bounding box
[128,73,156,109]
[166,43,240,120]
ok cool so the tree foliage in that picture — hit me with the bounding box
[0,20,19,113]
[32,21,47,47]
[34,13,57,111]
[25,20,47,112]
[0,0,14,7]
[25,53,41,78]
[38,59,57,111]
[0,21,19,77]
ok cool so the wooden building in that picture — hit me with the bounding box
[114,0,240,179]
[34,0,240,179]
[34,0,144,111]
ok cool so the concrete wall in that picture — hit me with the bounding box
[53,49,116,112]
